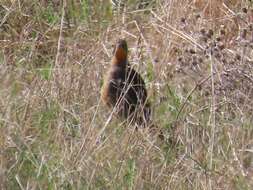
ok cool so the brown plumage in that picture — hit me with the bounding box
[101,39,151,126]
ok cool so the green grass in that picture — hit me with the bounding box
[37,64,53,80]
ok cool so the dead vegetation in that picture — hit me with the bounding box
[0,0,253,189]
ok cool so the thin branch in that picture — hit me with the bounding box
[175,74,212,121]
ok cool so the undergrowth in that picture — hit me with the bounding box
[0,0,252,189]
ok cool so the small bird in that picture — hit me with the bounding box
[101,39,151,126]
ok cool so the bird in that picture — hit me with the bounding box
[101,39,151,126]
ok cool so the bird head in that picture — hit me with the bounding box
[112,39,128,67]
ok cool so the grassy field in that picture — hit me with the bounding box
[0,0,253,189]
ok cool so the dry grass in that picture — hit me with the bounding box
[0,0,253,189]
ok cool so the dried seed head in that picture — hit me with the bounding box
[180,17,186,23]
[221,58,227,64]
[189,49,196,54]
[235,54,241,61]
[242,7,248,13]
[207,29,214,38]
[198,57,203,63]
[216,37,221,42]
[202,36,208,43]
[174,48,179,53]
[210,41,216,47]
[214,52,221,59]
[241,28,247,39]
[195,14,201,19]
[220,29,226,35]
[218,42,225,50]
[178,57,183,62]
[200,28,206,35]
[204,91,210,96]
[249,24,253,31]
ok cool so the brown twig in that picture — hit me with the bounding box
[175,74,213,121]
